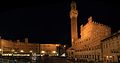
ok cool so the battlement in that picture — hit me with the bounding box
[80,16,111,40]
[80,16,111,32]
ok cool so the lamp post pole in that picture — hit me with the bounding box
[1,40,3,62]
[0,37,3,62]
[11,49,14,61]
[57,46,60,57]
[0,50,1,60]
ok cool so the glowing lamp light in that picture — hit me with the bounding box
[57,54,59,56]
[106,56,109,59]
[109,56,112,58]
[30,50,32,53]
[72,39,74,42]
[52,51,57,53]
[14,52,17,53]
[41,55,43,56]
[0,49,1,51]
[11,49,15,52]
[56,44,59,46]
[61,53,66,57]
[64,45,66,47]
[41,51,45,53]
[20,50,24,53]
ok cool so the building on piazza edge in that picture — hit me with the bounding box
[67,1,120,63]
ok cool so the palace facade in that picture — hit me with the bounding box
[0,38,40,54]
[0,37,65,57]
[67,1,120,63]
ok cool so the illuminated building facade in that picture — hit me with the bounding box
[67,1,120,63]
[40,44,66,56]
[73,17,111,62]
[40,44,60,56]
[0,38,65,57]
[101,30,120,63]
[0,38,40,56]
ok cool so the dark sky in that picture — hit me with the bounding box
[0,0,120,44]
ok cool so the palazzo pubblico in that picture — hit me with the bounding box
[67,1,120,63]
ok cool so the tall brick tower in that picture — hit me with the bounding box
[70,1,78,46]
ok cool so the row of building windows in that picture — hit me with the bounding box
[75,55,100,60]
[111,49,120,53]
[75,45,100,52]
[103,41,120,49]
[67,52,74,56]
[76,37,102,46]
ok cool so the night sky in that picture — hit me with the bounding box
[0,0,120,44]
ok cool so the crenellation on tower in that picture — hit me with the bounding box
[70,1,78,19]
[71,1,77,10]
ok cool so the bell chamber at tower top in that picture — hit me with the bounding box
[70,1,78,19]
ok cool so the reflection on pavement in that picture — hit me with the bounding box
[0,57,100,63]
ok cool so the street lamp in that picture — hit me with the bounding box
[41,51,45,54]
[0,49,2,51]
[52,51,57,53]
[11,49,15,52]
[30,50,32,53]
[52,51,57,56]
[41,51,45,56]
[0,48,2,58]
[56,45,60,56]
[0,48,3,57]
[64,45,66,48]
[56,44,60,47]
[11,49,15,61]
[20,50,24,53]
